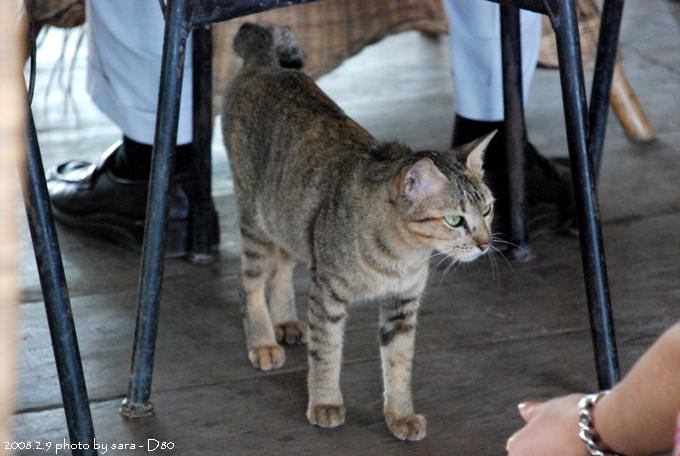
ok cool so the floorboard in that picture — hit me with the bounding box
[12,0,680,454]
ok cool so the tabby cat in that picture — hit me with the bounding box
[222,23,495,441]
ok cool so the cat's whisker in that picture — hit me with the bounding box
[491,234,532,257]
[423,250,448,265]
[427,249,453,283]
[427,265,440,283]
[427,250,453,282]
[486,248,500,285]
[438,255,462,285]
[430,250,454,271]
[488,243,517,277]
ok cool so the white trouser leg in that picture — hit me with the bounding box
[86,0,193,145]
[442,0,542,122]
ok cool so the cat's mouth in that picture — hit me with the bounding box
[445,246,489,263]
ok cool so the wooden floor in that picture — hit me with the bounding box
[13,0,680,454]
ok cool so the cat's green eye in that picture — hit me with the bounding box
[444,215,464,228]
[483,204,492,216]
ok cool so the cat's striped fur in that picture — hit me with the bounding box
[222,23,495,441]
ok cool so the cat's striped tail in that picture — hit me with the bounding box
[233,22,306,70]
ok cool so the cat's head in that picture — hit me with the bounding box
[389,132,496,263]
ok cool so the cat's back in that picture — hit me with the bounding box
[223,55,378,202]
[225,59,374,156]
[222,24,383,258]
[225,67,355,139]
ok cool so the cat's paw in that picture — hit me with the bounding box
[307,403,346,428]
[387,414,427,441]
[275,321,308,345]
[248,345,285,371]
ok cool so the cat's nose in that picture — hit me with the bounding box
[478,242,491,252]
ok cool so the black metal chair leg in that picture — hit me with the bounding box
[491,0,621,389]
[500,5,533,261]
[120,0,324,419]
[24,105,98,456]
[188,25,217,265]
[588,0,626,184]
[548,0,620,390]
[120,0,190,418]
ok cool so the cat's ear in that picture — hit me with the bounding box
[456,130,497,175]
[396,158,449,200]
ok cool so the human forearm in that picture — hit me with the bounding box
[594,322,680,455]
[507,322,680,456]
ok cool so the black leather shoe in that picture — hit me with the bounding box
[524,146,575,237]
[47,141,219,258]
[485,148,576,243]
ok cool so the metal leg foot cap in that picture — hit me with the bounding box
[187,250,218,265]
[120,398,155,418]
[509,245,536,263]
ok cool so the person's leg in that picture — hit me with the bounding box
[444,0,541,124]
[85,0,194,177]
[86,0,193,144]
[47,0,216,256]
[443,0,573,238]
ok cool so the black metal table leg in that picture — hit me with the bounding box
[588,0,626,183]
[500,5,533,261]
[548,0,620,390]
[120,0,191,417]
[24,105,98,456]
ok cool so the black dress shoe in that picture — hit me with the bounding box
[486,151,576,243]
[47,141,219,258]
[523,146,575,237]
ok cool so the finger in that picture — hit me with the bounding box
[506,435,514,453]
[518,401,543,422]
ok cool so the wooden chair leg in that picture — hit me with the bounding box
[539,0,655,145]
[610,62,655,142]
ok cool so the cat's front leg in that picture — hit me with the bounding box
[379,296,426,441]
[306,276,348,428]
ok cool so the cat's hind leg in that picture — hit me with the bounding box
[379,296,427,441]
[269,248,307,345]
[239,227,284,371]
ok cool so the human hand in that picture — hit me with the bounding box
[506,394,590,456]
